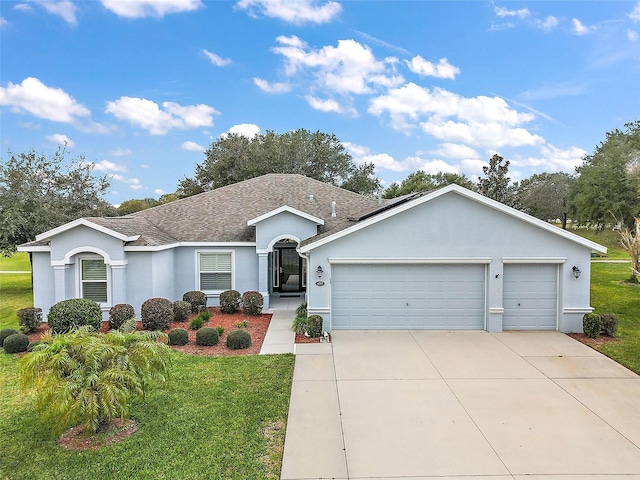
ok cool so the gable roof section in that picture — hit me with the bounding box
[247,205,325,226]
[34,218,142,243]
[300,184,607,254]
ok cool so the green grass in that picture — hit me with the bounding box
[571,228,628,260]
[0,252,33,330]
[589,262,640,374]
[0,252,31,271]
[0,352,295,480]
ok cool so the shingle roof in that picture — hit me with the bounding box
[112,174,383,246]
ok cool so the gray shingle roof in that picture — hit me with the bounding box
[110,174,383,246]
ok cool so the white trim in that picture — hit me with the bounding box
[308,307,331,313]
[563,307,594,314]
[502,257,567,264]
[257,234,303,255]
[328,257,492,265]
[247,206,324,226]
[195,249,235,293]
[17,245,50,252]
[35,218,140,242]
[124,241,255,252]
[300,184,607,254]
[489,307,505,314]
[51,246,114,266]
[77,255,111,307]
[125,243,180,252]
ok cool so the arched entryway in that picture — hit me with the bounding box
[272,238,307,294]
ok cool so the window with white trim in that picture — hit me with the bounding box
[198,252,232,291]
[81,258,108,303]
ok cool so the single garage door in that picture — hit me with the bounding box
[332,264,486,329]
[503,264,558,330]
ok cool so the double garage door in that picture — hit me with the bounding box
[331,263,558,330]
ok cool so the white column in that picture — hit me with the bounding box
[53,265,70,303]
[258,252,270,309]
[110,262,128,306]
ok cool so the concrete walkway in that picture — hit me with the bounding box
[281,330,640,480]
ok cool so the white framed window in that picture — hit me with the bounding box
[80,258,108,303]
[198,251,233,292]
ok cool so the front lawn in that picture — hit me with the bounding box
[0,351,294,480]
[572,228,628,260]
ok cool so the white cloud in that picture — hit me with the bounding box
[110,147,132,157]
[105,97,218,135]
[236,0,341,24]
[181,141,205,152]
[537,16,559,32]
[461,158,488,176]
[46,133,74,147]
[344,142,416,172]
[305,95,357,116]
[155,189,166,195]
[0,17,7,28]
[571,18,595,36]
[628,30,639,41]
[224,123,261,138]
[354,30,411,56]
[514,144,587,172]
[0,77,90,123]
[14,4,33,11]
[414,157,460,174]
[101,0,203,18]
[272,36,403,95]
[428,143,480,160]
[202,49,231,66]
[94,160,128,173]
[111,174,142,190]
[495,6,530,19]
[405,55,460,80]
[253,77,292,94]
[32,0,77,25]
[630,2,640,23]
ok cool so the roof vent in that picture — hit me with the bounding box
[377,191,382,205]
[331,201,336,218]
[309,194,314,200]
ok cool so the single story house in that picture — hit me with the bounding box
[19,173,606,333]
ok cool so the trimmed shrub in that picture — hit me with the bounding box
[241,291,263,316]
[3,333,29,354]
[27,341,41,352]
[183,291,207,313]
[293,302,308,334]
[189,315,205,330]
[0,329,19,347]
[109,303,135,331]
[47,298,102,334]
[226,329,251,349]
[583,313,603,339]
[220,289,241,314]
[196,327,219,346]
[235,320,249,328]
[17,307,42,334]
[306,315,323,338]
[141,298,174,331]
[601,314,619,337]
[173,300,192,322]
[215,326,225,336]
[168,328,189,346]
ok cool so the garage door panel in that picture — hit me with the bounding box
[503,264,557,330]
[332,263,485,330]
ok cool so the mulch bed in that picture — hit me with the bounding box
[295,333,322,344]
[567,332,618,347]
[58,419,138,451]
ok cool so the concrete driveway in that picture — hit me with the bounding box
[281,331,640,480]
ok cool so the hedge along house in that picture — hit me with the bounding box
[19,173,606,333]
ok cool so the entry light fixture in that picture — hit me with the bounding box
[316,266,323,278]
[572,266,581,279]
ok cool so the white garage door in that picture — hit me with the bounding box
[332,264,486,330]
[503,264,558,330]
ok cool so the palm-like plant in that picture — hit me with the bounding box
[20,325,172,437]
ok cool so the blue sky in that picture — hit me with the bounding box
[1,0,639,205]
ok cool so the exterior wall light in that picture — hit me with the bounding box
[316,266,323,278]
[572,266,581,279]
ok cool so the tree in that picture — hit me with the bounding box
[117,197,159,216]
[516,172,575,229]
[0,146,114,255]
[177,129,381,197]
[19,326,171,437]
[383,171,474,199]
[477,153,517,206]
[572,121,640,230]
[620,218,640,283]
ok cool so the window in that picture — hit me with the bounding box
[199,252,232,291]
[81,258,108,303]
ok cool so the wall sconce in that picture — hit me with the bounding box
[316,266,323,278]
[572,266,581,279]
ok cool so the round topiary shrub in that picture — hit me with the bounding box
[173,300,192,322]
[241,291,263,316]
[219,290,241,314]
[196,327,219,346]
[183,291,207,313]
[109,303,135,331]
[583,313,603,339]
[0,329,19,347]
[306,315,323,338]
[141,298,174,331]
[17,307,42,334]
[47,298,102,334]
[3,333,29,354]
[226,329,251,349]
[168,328,189,346]
[601,313,619,337]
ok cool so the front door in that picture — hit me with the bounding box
[273,248,306,293]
